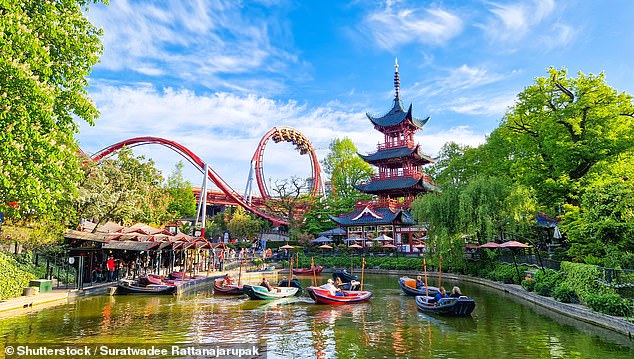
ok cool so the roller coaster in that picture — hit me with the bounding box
[90,127,324,226]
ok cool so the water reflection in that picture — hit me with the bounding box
[0,275,632,358]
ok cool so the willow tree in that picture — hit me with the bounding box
[412,176,536,268]
[0,1,104,240]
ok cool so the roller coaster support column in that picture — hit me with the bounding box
[244,161,255,206]
[195,163,209,238]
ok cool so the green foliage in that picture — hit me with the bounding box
[0,0,104,224]
[0,252,38,300]
[585,293,633,317]
[322,138,374,203]
[165,162,197,219]
[521,279,536,292]
[227,207,261,241]
[486,263,524,284]
[72,147,166,227]
[552,285,579,303]
[558,262,613,301]
[532,268,562,297]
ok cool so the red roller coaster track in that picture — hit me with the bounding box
[90,132,322,226]
[249,126,323,202]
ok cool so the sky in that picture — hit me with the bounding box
[79,0,634,195]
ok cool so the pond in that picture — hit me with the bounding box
[1,274,632,358]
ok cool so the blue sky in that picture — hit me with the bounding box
[79,0,634,194]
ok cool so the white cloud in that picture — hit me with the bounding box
[361,4,463,50]
[86,0,297,92]
[79,83,374,191]
[418,126,487,157]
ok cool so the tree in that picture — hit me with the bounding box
[264,176,312,240]
[322,138,374,206]
[226,206,262,241]
[496,67,634,208]
[0,0,104,226]
[73,147,164,229]
[165,162,197,219]
[412,176,536,269]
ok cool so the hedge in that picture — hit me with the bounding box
[0,252,38,300]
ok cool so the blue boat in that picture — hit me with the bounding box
[415,295,476,316]
[398,276,440,297]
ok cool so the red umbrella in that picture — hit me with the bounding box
[500,241,531,282]
[499,240,530,249]
[280,244,295,249]
[318,244,333,249]
[349,244,362,248]
[478,241,501,248]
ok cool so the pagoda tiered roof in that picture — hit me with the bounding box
[354,176,440,195]
[366,99,430,129]
[359,144,434,165]
[328,205,415,226]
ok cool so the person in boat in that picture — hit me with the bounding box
[415,276,424,289]
[449,286,462,298]
[322,279,344,296]
[223,274,233,285]
[335,277,344,288]
[261,277,273,291]
[433,287,448,303]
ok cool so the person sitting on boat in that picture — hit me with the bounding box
[449,286,462,298]
[322,279,344,296]
[415,276,424,289]
[223,274,233,285]
[335,277,344,288]
[261,277,273,291]
[433,287,448,304]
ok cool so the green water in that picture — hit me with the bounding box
[1,275,632,358]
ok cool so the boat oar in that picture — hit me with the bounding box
[360,257,366,291]
[288,255,293,287]
[311,257,316,287]
[438,254,443,288]
[423,258,429,297]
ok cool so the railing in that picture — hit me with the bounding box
[376,140,415,151]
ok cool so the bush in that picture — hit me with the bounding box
[585,293,633,317]
[521,279,536,292]
[488,264,521,284]
[534,282,553,297]
[552,285,579,303]
[0,252,37,300]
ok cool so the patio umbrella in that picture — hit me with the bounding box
[478,241,501,249]
[374,234,393,241]
[348,243,362,249]
[280,244,295,249]
[499,241,531,282]
[312,236,333,243]
[318,244,333,249]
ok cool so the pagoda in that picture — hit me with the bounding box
[330,59,438,251]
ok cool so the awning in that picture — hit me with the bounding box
[102,240,160,251]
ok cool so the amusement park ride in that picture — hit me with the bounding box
[90,126,325,227]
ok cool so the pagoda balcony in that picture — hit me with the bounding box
[374,169,423,180]
[376,139,416,151]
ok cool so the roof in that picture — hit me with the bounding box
[366,99,429,129]
[355,177,440,194]
[359,144,434,164]
[318,227,347,236]
[102,240,160,251]
[65,229,113,243]
[329,206,415,226]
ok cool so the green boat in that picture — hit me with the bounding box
[242,284,298,300]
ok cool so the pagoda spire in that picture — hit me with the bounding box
[394,57,400,101]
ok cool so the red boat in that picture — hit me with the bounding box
[213,278,243,295]
[293,265,324,275]
[306,286,372,305]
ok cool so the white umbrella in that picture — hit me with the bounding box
[553,225,562,239]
